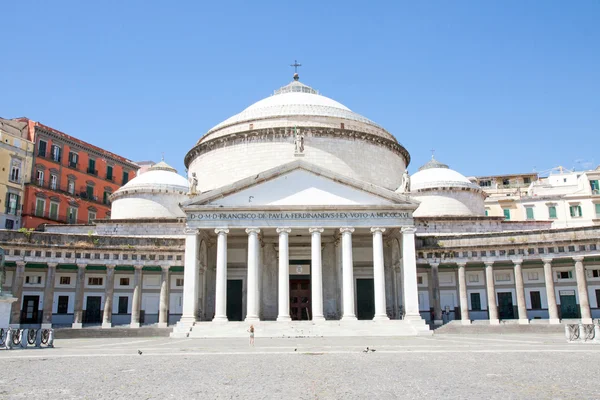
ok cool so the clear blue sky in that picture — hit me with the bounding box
[2,1,599,177]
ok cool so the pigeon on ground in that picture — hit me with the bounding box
[363,347,369,353]
[370,349,376,352]
[294,349,297,351]
[138,350,142,355]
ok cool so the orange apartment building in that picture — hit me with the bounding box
[18,119,138,228]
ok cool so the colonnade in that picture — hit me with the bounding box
[181,226,422,323]
[428,256,593,325]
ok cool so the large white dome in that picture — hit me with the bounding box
[186,75,410,192]
[110,161,189,220]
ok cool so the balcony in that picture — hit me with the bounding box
[87,168,98,176]
[68,161,79,170]
[28,181,109,207]
[24,204,91,225]
[8,175,22,184]
[37,150,61,163]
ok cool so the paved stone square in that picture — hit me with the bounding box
[0,333,598,399]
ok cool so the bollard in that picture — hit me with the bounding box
[5,328,13,350]
[35,329,43,348]
[47,329,55,348]
[20,328,28,348]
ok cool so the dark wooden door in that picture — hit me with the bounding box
[497,292,514,319]
[560,292,579,319]
[21,295,40,323]
[290,279,311,320]
[227,280,243,321]
[85,296,102,323]
[357,279,375,320]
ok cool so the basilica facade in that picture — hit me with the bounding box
[1,74,599,337]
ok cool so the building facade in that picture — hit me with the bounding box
[0,118,35,230]
[2,75,600,337]
[19,120,139,228]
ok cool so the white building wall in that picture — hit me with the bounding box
[111,192,187,219]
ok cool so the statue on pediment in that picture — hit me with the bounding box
[189,172,198,195]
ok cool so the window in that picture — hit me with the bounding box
[502,178,510,186]
[503,208,511,220]
[35,198,45,217]
[5,219,14,229]
[484,209,489,216]
[118,297,128,314]
[525,207,534,220]
[176,278,184,287]
[50,144,61,162]
[480,180,491,187]
[548,206,557,219]
[49,202,59,220]
[468,274,479,283]
[36,170,44,186]
[9,160,21,183]
[59,276,71,285]
[417,276,423,284]
[87,158,97,175]
[5,192,20,215]
[86,185,94,199]
[25,276,42,284]
[68,151,78,169]
[470,293,481,311]
[557,270,573,280]
[591,270,600,278]
[88,211,96,223]
[119,277,130,286]
[569,205,582,218]
[523,177,531,184]
[106,165,113,181]
[122,171,129,185]
[527,271,539,281]
[103,191,111,205]
[57,296,69,314]
[67,207,77,224]
[530,291,542,309]
[50,174,58,190]
[38,139,47,157]
[67,180,75,194]
[88,277,103,286]
[595,203,600,218]
[591,180,599,194]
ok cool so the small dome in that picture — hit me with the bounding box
[411,156,479,191]
[115,161,189,193]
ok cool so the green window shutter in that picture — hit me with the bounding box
[591,180,599,192]
[122,171,129,185]
[503,209,510,220]
[485,209,488,216]
[50,203,58,220]
[570,206,575,217]
[595,203,600,216]
[548,206,557,219]
[107,165,113,180]
[526,208,534,220]
[86,186,94,199]
[578,205,582,217]
[35,199,44,216]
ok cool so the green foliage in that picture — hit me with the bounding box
[17,227,34,240]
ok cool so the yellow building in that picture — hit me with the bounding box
[0,118,35,229]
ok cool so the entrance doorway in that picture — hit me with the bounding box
[356,278,375,320]
[227,280,243,321]
[559,291,579,319]
[84,296,102,323]
[290,279,311,320]
[497,292,514,319]
[21,295,40,324]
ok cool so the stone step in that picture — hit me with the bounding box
[433,320,565,335]
[55,326,172,339]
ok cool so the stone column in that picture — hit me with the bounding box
[130,265,143,328]
[181,229,200,324]
[10,261,25,326]
[310,227,325,321]
[372,227,389,321]
[457,262,470,325]
[245,228,260,322]
[340,227,357,320]
[41,263,57,329]
[276,228,291,321]
[401,227,421,321]
[158,266,170,328]
[513,260,528,324]
[430,262,442,325]
[542,258,560,324]
[213,228,229,322]
[72,263,86,329]
[574,256,592,324]
[484,261,499,325]
[101,265,115,329]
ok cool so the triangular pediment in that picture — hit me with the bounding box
[183,160,418,208]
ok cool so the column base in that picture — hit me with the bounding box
[404,314,424,322]
[341,315,357,321]
[157,322,168,328]
[179,316,198,325]
[518,319,529,325]
[461,319,472,325]
[72,322,83,329]
[549,318,561,324]
[433,319,443,326]
[244,316,260,322]
[489,319,500,325]
[581,318,593,324]
[373,314,390,321]
[130,322,140,328]
[276,316,291,322]
[212,316,229,323]
[312,315,325,322]
[41,323,52,329]
[101,322,112,329]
